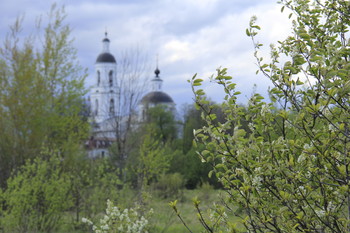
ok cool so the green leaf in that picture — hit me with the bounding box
[194,78,203,83]
[246,28,251,37]
[296,79,304,85]
[208,170,214,178]
[299,33,310,40]
[293,55,306,66]
[252,25,261,30]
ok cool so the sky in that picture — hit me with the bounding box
[0,0,293,109]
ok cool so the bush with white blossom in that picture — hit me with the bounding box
[82,199,150,233]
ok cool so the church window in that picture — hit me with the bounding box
[109,98,115,115]
[97,71,101,86]
[109,70,113,87]
[95,99,98,116]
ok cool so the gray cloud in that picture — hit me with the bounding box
[0,0,292,107]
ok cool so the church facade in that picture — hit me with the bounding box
[86,33,176,158]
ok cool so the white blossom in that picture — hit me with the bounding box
[303,144,311,150]
[235,168,244,175]
[260,104,270,116]
[254,167,262,174]
[315,209,326,217]
[297,153,306,163]
[298,185,306,195]
[82,200,150,233]
[328,124,336,132]
[81,217,93,225]
[306,171,312,178]
[252,175,262,187]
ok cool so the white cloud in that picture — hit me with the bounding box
[163,40,194,62]
[0,0,295,107]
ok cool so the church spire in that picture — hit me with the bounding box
[155,54,160,77]
[151,55,163,92]
[102,31,110,52]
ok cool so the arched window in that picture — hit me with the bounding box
[95,99,98,116]
[109,70,113,87]
[109,98,115,115]
[97,71,101,86]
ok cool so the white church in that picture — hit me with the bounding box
[86,33,176,158]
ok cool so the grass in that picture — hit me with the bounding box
[56,187,243,232]
[149,188,231,233]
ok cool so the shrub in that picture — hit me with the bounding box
[82,199,151,233]
[0,151,72,232]
[154,173,184,199]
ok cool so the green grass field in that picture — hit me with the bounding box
[148,188,241,233]
[58,187,243,233]
[150,189,209,232]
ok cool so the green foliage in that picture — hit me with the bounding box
[83,159,122,218]
[177,104,225,189]
[0,4,88,187]
[136,131,172,188]
[169,145,218,189]
[192,197,233,233]
[1,150,72,233]
[182,104,206,153]
[197,182,214,202]
[190,0,350,232]
[154,173,185,199]
[170,192,237,233]
[125,104,179,185]
[143,105,178,143]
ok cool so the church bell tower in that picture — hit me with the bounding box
[90,33,118,124]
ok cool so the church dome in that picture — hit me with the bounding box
[141,91,174,105]
[96,32,116,63]
[96,52,116,63]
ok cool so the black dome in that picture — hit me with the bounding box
[141,91,174,104]
[96,52,116,63]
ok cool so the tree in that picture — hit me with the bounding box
[189,0,350,232]
[169,145,218,189]
[176,103,227,189]
[0,5,89,187]
[143,104,178,143]
[182,104,206,154]
[0,150,72,233]
[134,128,173,205]
[108,49,150,171]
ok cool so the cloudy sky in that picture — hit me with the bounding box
[0,0,293,108]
